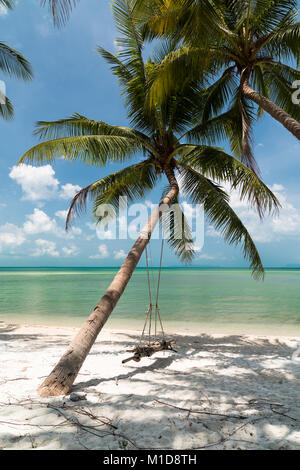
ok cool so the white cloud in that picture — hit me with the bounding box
[9,164,59,202]
[23,209,82,239]
[60,183,81,200]
[86,234,96,241]
[9,164,81,202]
[0,224,25,253]
[89,244,109,259]
[198,253,216,260]
[206,225,222,238]
[270,184,285,192]
[86,222,96,231]
[62,245,79,257]
[23,209,58,235]
[97,228,115,240]
[219,183,300,244]
[114,249,126,260]
[55,210,68,220]
[181,201,195,218]
[69,226,82,237]
[32,239,59,258]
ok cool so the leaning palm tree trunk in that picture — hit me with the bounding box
[241,75,300,140]
[37,168,179,397]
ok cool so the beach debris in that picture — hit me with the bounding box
[122,340,177,364]
[69,392,87,402]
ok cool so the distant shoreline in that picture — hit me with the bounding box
[1,266,300,271]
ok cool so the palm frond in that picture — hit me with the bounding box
[33,113,157,154]
[40,0,80,26]
[99,3,157,133]
[148,45,211,106]
[112,0,145,72]
[267,21,300,64]
[0,0,14,10]
[160,191,195,263]
[255,0,298,37]
[261,62,300,121]
[179,164,264,279]
[184,108,234,145]
[0,95,14,120]
[139,0,224,45]
[66,159,157,229]
[0,42,33,81]
[97,47,133,83]
[19,135,141,166]
[201,67,238,122]
[178,144,280,218]
[237,91,258,174]
[183,87,259,174]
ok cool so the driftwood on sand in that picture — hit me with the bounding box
[122,340,177,364]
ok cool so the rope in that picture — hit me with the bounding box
[140,239,165,345]
[155,239,164,308]
[139,305,152,347]
[155,239,165,340]
[145,246,152,307]
[141,246,152,346]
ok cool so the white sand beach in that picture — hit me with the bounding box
[0,322,300,450]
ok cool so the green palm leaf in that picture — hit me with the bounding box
[261,62,300,121]
[66,159,157,229]
[97,47,133,84]
[183,87,258,173]
[178,144,280,218]
[0,94,14,120]
[0,1,14,10]
[179,164,264,279]
[40,0,80,26]
[0,42,33,81]
[159,188,196,263]
[33,114,157,155]
[19,134,141,166]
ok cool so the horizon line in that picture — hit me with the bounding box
[0,266,300,270]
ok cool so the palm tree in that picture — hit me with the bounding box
[0,0,33,120]
[139,0,300,143]
[40,0,80,26]
[20,0,279,397]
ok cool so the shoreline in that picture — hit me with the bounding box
[0,322,300,450]
[1,318,300,339]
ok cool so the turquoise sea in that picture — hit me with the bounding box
[0,268,300,336]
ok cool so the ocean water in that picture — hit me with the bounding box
[0,268,300,336]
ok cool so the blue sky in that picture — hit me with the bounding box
[0,0,300,268]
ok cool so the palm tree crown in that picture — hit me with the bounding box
[139,0,300,167]
[21,0,280,278]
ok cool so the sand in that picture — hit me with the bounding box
[0,322,300,450]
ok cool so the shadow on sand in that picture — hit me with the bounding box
[0,327,299,450]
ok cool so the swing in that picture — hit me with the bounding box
[122,239,177,364]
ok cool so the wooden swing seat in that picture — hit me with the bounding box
[122,340,177,364]
[122,241,177,365]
